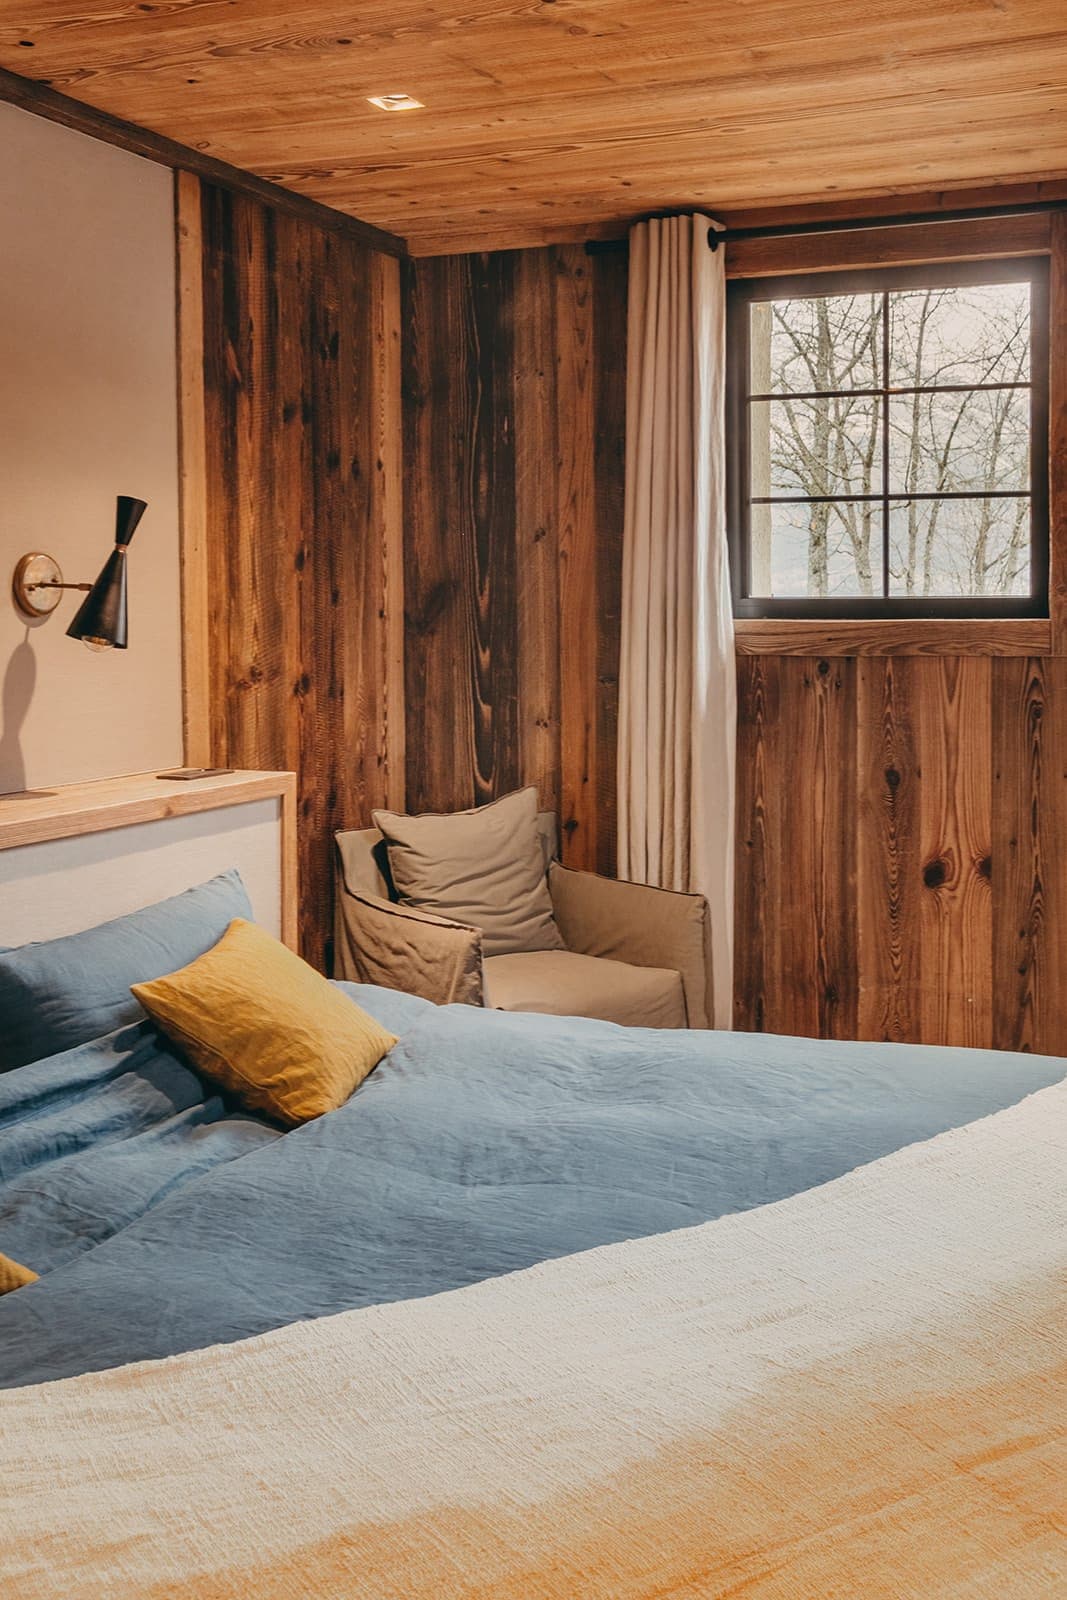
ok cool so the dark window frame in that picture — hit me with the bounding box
[725,257,1050,620]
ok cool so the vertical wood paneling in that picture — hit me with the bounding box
[370,253,406,809]
[401,244,625,870]
[402,253,522,812]
[914,658,993,1047]
[991,656,1067,1055]
[555,244,599,869]
[512,247,562,817]
[803,659,859,1040]
[740,650,1067,1051]
[738,644,1067,1052]
[472,251,520,806]
[590,248,627,878]
[856,658,924,1041]
[740,654,996,1045]
[737,656,863,1039]
[734,657,773,1032]
[197,182,403,970]
[402,256,478,813]
[992,657,1047,1053]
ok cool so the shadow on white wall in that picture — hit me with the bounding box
[0,637,36,796]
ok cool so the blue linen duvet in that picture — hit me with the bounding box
[0,982,1061,1389]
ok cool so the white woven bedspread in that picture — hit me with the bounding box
[2,1078,1064,1598]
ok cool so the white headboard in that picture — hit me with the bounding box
[0,770,297,947]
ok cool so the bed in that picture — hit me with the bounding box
[1,869,1064,1596]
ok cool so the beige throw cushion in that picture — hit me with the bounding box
[372,788,564,958]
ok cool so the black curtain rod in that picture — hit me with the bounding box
[705,198,1067,250]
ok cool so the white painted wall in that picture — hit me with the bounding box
[0,101,183,794]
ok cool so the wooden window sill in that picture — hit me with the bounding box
[733,618,1052,656]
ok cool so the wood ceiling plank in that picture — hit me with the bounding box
[48,30,1067,155]
[3,1,1067,249]
[158,50,1067,176]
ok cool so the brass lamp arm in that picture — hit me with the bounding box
[25,579,93,593]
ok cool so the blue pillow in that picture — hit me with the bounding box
[0,869,252,1072]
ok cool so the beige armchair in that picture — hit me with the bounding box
[334,814,714,1029]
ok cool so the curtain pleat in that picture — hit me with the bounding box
[618,214,736,1027]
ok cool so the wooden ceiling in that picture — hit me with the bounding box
[2,2,1067,256]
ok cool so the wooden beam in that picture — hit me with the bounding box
[556,244,600,871]
[734,620,1053,658]
[278,776,300,953]
[0,64,406,259]
[369,250,407,810]
[714,177,1067,236]
[174,170,212,767]
[578,179,1067,261]
[724,213,1052,279]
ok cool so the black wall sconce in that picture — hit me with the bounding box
[11,496,147,651]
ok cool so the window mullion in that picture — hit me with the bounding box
[881,291,890,599]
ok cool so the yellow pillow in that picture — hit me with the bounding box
[0,1251,38,1296]
[132,919,397,1128]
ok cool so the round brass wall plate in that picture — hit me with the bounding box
[12,552,64,619]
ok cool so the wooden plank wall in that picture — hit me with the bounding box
[188,185,1067,1051]
[398,227,1067,1054]
[194,177,404,968]
[735,655,1067,1053]
[400,245,627,875]
[733,218,1067,1052]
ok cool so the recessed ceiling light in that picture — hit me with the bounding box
[367,93,424,112]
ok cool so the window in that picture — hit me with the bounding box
[726,259,1049,619]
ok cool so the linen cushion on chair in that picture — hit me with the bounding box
[372,787,564,958]
[483,951,687,1029]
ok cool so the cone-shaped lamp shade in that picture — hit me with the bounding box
[65,497,146,651]
[114,495,147,548]
[66,549,127,650]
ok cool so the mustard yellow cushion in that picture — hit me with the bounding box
[132,919,397,1128]
[0,1251,38,1296]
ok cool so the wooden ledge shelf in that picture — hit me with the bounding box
[733,618,1053,657]
[0,769,295,851]
[0,769,299,952]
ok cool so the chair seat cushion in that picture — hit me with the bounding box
[482,950,686,1029]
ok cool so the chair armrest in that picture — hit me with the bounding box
[548,863,712,1028]
[334,860,484,1007]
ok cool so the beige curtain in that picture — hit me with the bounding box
[617,214,736,1027]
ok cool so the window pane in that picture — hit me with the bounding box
[750,294,881,394]
[888,498,1030,598]
[887,389,1030,495]
[751,396,882,498]
[751,501,881,598]
[888,281,1031,388]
